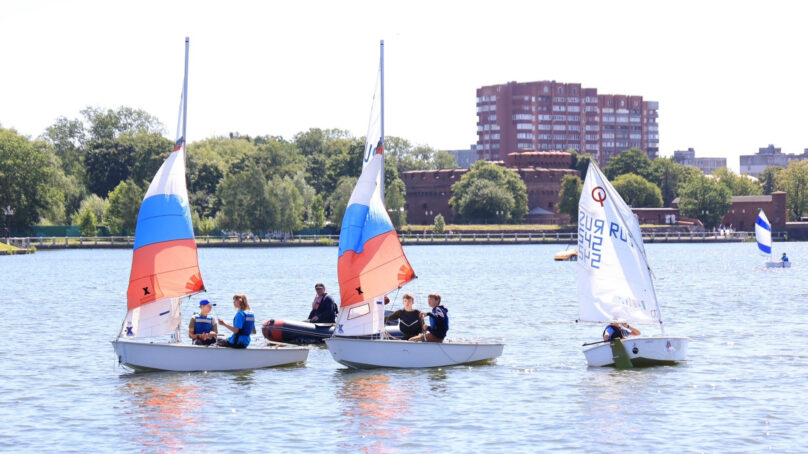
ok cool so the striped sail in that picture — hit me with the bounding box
[335,41,415,337]
[121,38,203,339]
[755,210,772,256]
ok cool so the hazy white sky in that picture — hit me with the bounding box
[2,0,807,171]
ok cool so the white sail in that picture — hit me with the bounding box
[120,297,182,339]
[577,162,661,324]
[334,293,387,337]
[755,210,772,256]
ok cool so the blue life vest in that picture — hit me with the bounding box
[229,310,255,346]
[193,314,214,335]
[603,325,628,341]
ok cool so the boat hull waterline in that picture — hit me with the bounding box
[582,336,689,367]
[765,261,791,268]
[112,339,309,372]
[324,337,504,369]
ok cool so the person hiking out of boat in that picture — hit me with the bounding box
[189,299,218,346]
[409,293,448,343]
[217,294,256,348]
[781,252,789,262]
[385,293,422,340]
[602,321,640,341]
[307,283,338,323]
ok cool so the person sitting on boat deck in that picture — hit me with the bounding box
[189,299,218,346]
[409,293,448,343]
[307,283,338,323]
[384,293,422,340]
[217,294,256,349]
[602,321,640,342]
[782,252,789,262]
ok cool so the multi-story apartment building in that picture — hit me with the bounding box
[673,148,727,175]
[739,144,808,177]
[475,80,659,166]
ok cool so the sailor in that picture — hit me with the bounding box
[217,294,256,348]
[385,293,422,340]
[781,252,789,262]
[189,299,218,346]
[603,321,641,341]
[307,283,338,323]
[409,293,448,343]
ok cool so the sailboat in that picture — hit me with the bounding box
[755,210,790,268]
[324,41,503,369]
[111,38,308,372]
[577,160,688,368]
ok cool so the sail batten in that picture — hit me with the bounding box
[577,161,661,325]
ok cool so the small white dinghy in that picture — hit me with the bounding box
[324,41,503,369]
[577,160,688,368]
[756,210,791,268]
[111,38,308,373]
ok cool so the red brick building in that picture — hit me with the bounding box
[476,80,659,166]
[666,192,787,231]
[402,151,578,225]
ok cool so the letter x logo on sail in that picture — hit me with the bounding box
[355,286,363,295]
[143,287,150,296]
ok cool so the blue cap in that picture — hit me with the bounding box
[199,299,216,307]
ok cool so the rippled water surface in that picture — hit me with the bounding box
[2,243,807,452]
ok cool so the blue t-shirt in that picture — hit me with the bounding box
[228,310,254,346]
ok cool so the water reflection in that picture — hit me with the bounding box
[334,371,412,453]
[119,376,203,453]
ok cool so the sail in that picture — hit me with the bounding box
[122,38,203,338]
[335,41,415,336]
[577,161,660,324]
[755,210,772,256]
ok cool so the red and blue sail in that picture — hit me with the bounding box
[126,87,203,311]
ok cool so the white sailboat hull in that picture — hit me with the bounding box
[324,337,504,369]
[765,261,791,268]
[583,336,688,367]
[112,339,309,372]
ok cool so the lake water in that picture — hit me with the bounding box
[1,243,806,452]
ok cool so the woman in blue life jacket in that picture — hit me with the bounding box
[217,294,256,349]
[189,299,218,345]
[409,293,448,343]
[384,293,422,340]
[603,321,640,341]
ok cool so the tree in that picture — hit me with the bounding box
[434,151,458,169]
[558,175,583,223]
[42,117,86,178]
[758,166,784,195]
[310,194,326,229]
[603,148,654,181]
[84,138,135,196]
[612,173,663,207]
[0,128,65,229]
[71,194,108,226]
[567,150,592,177]
[327,176,358,228]
[678,174,732,229]
[81,106,164,141]
[76,206,97,236]
[449,161,528,223]
[104,180,143,235]
[216,166,274,233]
[385,178,407,228]
[779,160,808,220]
[269,176,304,232]
[712,167,762,196]
[648,158,694,206]
[433,214,445,234]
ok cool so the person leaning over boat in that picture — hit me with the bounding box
[307,283,338,323]
[409,293,448,343]
[385,293,422,340]
[603,321,640,342]
[217,294,256,349]
[189,299,218,346]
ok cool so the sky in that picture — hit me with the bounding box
[2,0,807,172]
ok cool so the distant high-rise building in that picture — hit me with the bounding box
[739,144,808,177]
[445,147,479,169]
[475,80,659,166]
[672,147,726,175]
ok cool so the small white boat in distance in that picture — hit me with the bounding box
[324,41,503,369]
[756,210,791,268]
[111,38,308,373]
[113,339,308,372]
[325,338,504,369]
[577,160,688,368]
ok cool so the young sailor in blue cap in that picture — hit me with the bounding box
[189,299,218,346]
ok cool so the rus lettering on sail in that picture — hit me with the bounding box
[578,210,604,269]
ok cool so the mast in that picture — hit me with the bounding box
[182,37,189,146]
[379,39,385,202]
